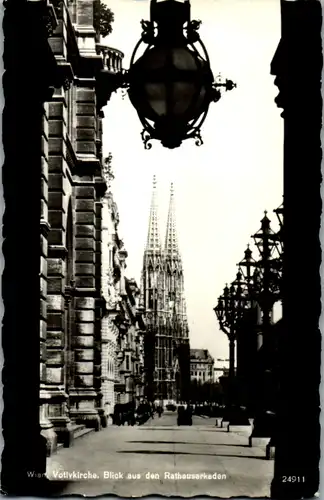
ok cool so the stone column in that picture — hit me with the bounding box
[100,195,115,417]
[105,316,119,415]
[1,0,58,493]
[270,1,321,497]
[100,318,109,414]
[68,181,99,429]
[48,0,67,62]
[94,196,108,428]
[46,87,74,447]
[75,0,97,57]
[39,102,59,455]
[67,76,100,429]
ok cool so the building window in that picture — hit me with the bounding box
[199,372,201,376]
[126,354,130,371]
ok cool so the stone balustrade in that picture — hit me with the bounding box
[96,44,124,73]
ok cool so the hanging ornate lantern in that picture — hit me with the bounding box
[125,0,236,149]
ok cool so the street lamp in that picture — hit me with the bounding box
[252,212,282,317]
[214,277,249,425]
[214,285,236,387]
[248,211,282,447]
[214,293,231,369]
[238,245,256,291]
[274,201,284,231]
[273,201,284,264]
[123,0,236,149]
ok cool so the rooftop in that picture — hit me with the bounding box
[190,348,214,362]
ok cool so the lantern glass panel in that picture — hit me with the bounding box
[145,48,167,69]
[173,82,196,114]
[130,45,210,121]
[144,83,167,115]
[172,47,198,70]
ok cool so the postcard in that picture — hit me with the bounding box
[1,0,322,497]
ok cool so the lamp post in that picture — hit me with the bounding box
[229,269,254,415]
[214,277,249,426]
[237,245,263,414]
[247,211,282,446]
[273,201,284,280]
[117,0,236,149]
[238,245,257,297]
[274,201,284,234]
[214,286,234,395]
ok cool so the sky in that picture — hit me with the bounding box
[101,0,283,361]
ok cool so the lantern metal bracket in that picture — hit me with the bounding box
[141,129,153,150]
[187,20,202,44]
[140,19,156,45]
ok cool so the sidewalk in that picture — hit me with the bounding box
[46,415,274,497]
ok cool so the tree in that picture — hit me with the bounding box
[93,0,114,39]
[189,379,224,405]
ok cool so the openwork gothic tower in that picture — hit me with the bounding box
[141,177,190,403]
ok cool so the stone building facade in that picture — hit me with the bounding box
[190,349,214,384]
[100,155,121,417]
[100,157,146,414]
[114,276,146,407]
[213,359,230,383]
[38,0,125,454]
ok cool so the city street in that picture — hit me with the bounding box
[46,412,274,497]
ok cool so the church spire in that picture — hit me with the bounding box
[146,175,161,252]
[164,182,179,256]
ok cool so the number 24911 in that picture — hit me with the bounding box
[282,476,305,483]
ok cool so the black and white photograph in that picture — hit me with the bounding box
[1,0,322,497]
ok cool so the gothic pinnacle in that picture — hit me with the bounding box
[146,175,161,252]
[165,182,179,256]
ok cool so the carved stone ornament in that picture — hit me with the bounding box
[63,76,71,91]
[106,268,119,308]
[43,2,58,38]
[102,153,115,191]
[43,14,55,37]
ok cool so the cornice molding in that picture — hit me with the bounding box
[94,175,107,198]
[40,219,51,237]
[48,244,68,258]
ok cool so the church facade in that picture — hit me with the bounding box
[141,178,191,404]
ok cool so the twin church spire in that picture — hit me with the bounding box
[142,176,189,402]
[146,176,180,256]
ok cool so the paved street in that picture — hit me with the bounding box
[46,412,274,497]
